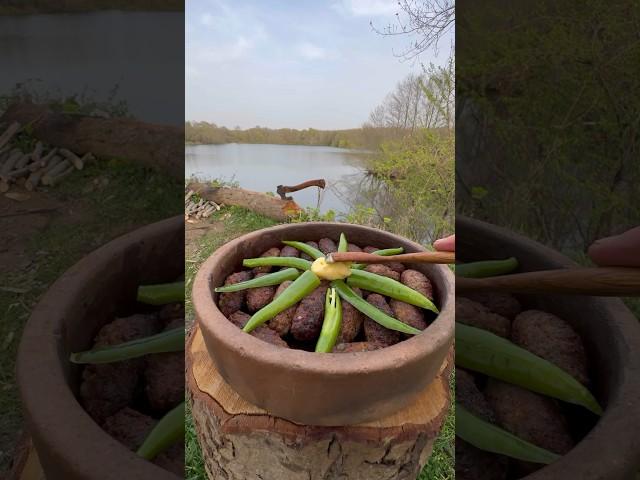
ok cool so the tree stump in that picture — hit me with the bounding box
[187,326,452,480]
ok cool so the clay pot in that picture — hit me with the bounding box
[17,216,184,480]
[457,216,640,480]
[193,222,455,426]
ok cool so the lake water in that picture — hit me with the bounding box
[0,11,183,125]
[185,143,371,213]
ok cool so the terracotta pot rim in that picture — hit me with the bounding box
[17,216,183,480]
[194,222,455,375]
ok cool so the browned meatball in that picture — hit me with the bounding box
[511,310,589,386]
[347,243,363,252]
[385,262,406,274]
[318,237,338,254]
[290,282,329,341]
[144,320,184,413]
[363,246,379,253]
[80,314,160,423]
[158,302,185,325]
[301,241,320,260]
[246,273,276,312]
[463,291,522,319]
[364,264,401,281]
[280,245,300,258]
[456,297,511,338]
[364,294,401,346]
[333,342,383,353]
[218,271,252,316]
[253,247,281,274]
[485,380,574,476]
[103,407,155,449]
[268,280,296,336]
[228,311,289,348]
[337,286,364,343]
[456,370,509,480]
[400,269,433,300]
[390,299,427,332]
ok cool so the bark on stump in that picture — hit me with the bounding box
[187,326,452,480]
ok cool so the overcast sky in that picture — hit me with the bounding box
[186,0,453,130]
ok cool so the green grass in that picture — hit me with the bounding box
[184,205,454,479]
[0,159,180,471]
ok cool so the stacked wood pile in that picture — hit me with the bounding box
[0,121,95,193]
[185,188,220,220]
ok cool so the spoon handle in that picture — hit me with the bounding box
[329,251,456,265]
[456,267,640,296]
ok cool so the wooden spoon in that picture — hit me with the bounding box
[327,251,456,265]
[456,267,640,296]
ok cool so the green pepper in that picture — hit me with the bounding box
[70,327,184,364]
[346,269,439,313]
[337,233,348,253]
[457,404,560,464]
[137,281,184,305]
[137,401,185,460]
[243,270,321,332]
[332,280,422,335]
[242,257,312,270]
[352,247,404,269]
[281,240,324,260]
[456,257,518,278]
[315,288,342,353]
[215,268,300,293]
[456,323,602,415]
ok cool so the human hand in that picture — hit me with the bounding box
[433,234,455,252]
[587,227,640,267]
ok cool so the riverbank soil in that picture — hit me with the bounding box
[0,159,180,474]
[183,206,454,480]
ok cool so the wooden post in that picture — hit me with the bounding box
[187,326,452,480]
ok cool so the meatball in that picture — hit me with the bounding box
[456,297,511,338]
[144,321,184,412]
[218,271,252,316]
[80,314,160,423]
[253,247,281,274]
[228,311,288,348]
[390,299,427,332]
[400,269,433,300]
[301,241,320,260]
[318,238,338,254]
[333,342,382,353]
[337,286,364,343]
[484,380,574,476]
[268,280,296,336]
[246,273,276,312]
[511,310,589,385]
[102,407,155,449]
[363,294,401,346]
[364,264,400,281]
[290,283,329,341]
[280,245,300,258]
[385,262,406,274]
[456,370,509,480]
[463,292,522,319]
[347,243,363,253]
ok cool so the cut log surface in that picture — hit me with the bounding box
[187,326,452,480]
[1,103,182,180]
[188,182,302,221]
